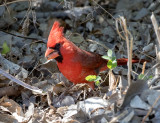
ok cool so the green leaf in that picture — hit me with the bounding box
[107,49,112,57]
[95,80,100,86]
[138,74,145,80]
[102,55,111,60]
[112,57,116,61]
[148,75,153,79]
[107,60,117,70]
[95,76,101,81]
[1,41,10,55]
[112,60,117,68]
[107,60,113,69]
[138,74,153,80]
[85,75,97,82]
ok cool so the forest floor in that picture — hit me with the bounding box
[0,0,160,122]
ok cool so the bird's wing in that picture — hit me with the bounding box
[74,50,107,71]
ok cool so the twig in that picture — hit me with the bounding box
[0,0,29,7]
[116,16,133,86]
[0,29,46,42]
[148,76,160,87]
[92,0,115,20]
[137,50,155,60]
[151,84,160,90]
[151,13,160,44]
[110,110,129,123]
[0,68,44,94]
[142,95,160,123]
[151,13,160,77]
[86,39,109,50]
[142,61,146,74]
[88,2,117,35]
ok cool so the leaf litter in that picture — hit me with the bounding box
[0,0,159,122]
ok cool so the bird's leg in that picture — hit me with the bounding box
[87,82,95,90]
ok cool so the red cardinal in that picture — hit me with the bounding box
[45,21,145,89]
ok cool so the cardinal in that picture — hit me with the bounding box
[45,21,145,89]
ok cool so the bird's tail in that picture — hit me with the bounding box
[100,58,148,72]
[117,58,147,66]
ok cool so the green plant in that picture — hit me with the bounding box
[85,75,101,86]
[85,49,117,86]
[102,49,117,70]
[1,41,10,55]
[138,73,152,80]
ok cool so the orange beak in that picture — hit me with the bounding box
[45,48,59,60]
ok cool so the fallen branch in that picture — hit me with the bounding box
[0,0,28,7]
[142,95,160,123]
[0,68,44,95]
[0,29,46,43]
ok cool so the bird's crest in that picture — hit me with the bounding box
[47,21,64,47]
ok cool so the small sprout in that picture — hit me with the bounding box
[138,74,145,80]
[138,74,153,80]
[107,60,117,69]
[102,49,117,70]
[1,41,10,55]
[85,75,102,86]
[86,50,117,87]
[95,76,101,86]
[148,75,153,79]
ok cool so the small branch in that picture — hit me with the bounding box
[151,13,160,77]
[0,68,44,95]
[86,39,109,50]
[0,0,28,7]
[142,95,160,123]
[116,16,133,86]
[148,76,160,87]
[151,84,160,90]
[110,110,129,123]
[142,61,146,74]
[151,13,160,44]
[0,29,46,43]
[92,0,115,20]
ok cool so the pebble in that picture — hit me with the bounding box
[134,8,149,20]
[130,95,151,110]
[77,97,108,118]
[89,44,98,52]
[0,6,5,16]
[61,96,75,106]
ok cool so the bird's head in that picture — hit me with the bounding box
[45,21,65,63]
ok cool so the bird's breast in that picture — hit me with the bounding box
[57,60,82,82]
[57,60,97,84]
